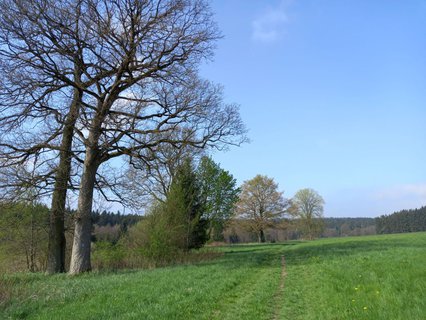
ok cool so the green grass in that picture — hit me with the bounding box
[1,232,425,319]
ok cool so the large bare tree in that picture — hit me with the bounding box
[0,0,91,273]
[0,0,247,274]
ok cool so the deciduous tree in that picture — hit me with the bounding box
[236,175,287,243]
[197,156,239,241]
[290,188,325,240]
[0,0,95,273]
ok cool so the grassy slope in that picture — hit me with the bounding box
[1,232,425,320]
[278,233,426,320]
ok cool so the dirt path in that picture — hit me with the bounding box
[272,255,288,320]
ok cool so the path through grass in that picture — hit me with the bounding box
[1,232,425,319]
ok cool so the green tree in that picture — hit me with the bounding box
[291,188,325,240]
[236,175,287,243]
[125,158,208,263]
[167,158,208,250]
[197,156,240,241]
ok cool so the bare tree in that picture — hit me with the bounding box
[62,0,246,274]
[0,0,247,274]
[0,0,95,273]
[290,188,325,240]
[120,136,206,209]
[235,175,287,243]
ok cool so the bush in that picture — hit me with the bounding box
[92,241,126,271]
[123,205,184,267]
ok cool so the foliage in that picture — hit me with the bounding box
[0,202,49,272]
[91,241,126,271]
[168,158,208,250]
[376,206,426,234]
[123,158,208,265]
[236,175,287,242]
[124,204,183,265]
[197,156,240,241]
[290,188,325,240]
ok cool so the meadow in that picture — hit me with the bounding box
[1,232,425,319]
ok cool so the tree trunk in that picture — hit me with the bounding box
[69,149,98,275]
[47,88,81,274]
[258,229,266,243]
[29,210,36,272]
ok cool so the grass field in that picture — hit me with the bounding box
[1,232,425,319]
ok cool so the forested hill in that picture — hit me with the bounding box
[375,206,426,234]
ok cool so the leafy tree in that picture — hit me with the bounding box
[197,156,239,241]
[235,175,287,243]
[291,188,325,240]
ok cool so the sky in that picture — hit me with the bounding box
[199,0,426,217]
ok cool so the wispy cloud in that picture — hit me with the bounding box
[324,184,426,217]
[372,183,426,214]
[252,1,291,43]
[374,184,426,200]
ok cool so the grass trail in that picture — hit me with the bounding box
[1,232,425,319]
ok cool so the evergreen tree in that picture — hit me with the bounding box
[160,158,208,250]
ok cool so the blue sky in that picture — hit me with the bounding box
[200,0,426,217]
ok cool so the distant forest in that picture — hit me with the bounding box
[375,206,426,234]
[321,217,376,237]
[91,210,143,229]
[89,212,377,242]
[89,208,426,242]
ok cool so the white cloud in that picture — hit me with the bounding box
[252,2,290,43]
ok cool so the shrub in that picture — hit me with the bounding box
[123,205,184,267]
[92,241,126,271]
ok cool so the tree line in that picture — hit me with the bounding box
[376,206,426,234]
